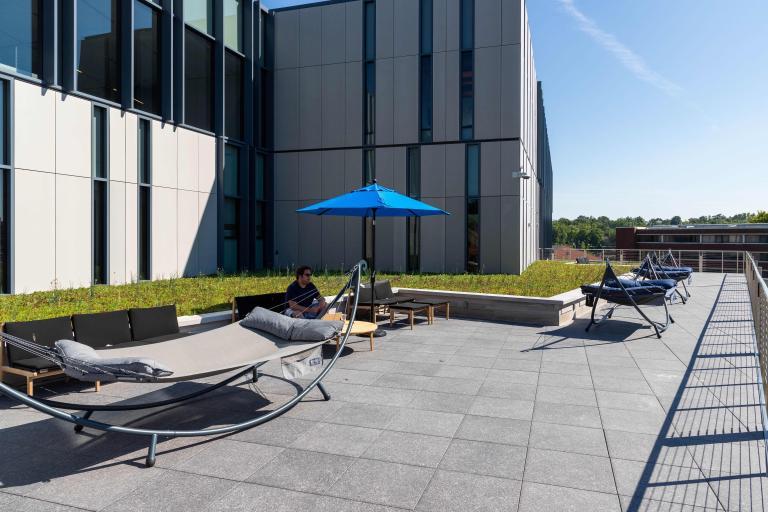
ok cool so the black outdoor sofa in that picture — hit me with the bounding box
[0,305,187,396]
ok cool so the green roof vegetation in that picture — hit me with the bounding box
[0,261,631,323]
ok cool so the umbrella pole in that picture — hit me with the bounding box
[371,209,386,337]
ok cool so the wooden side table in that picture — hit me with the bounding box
[335,320,378,351]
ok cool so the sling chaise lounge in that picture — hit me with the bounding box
[0,261,366,468]
[581,260,677,338]
[632,253,692,303]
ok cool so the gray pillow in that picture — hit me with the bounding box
[240,307,296,339]
[54,339,173,382]
[290,319,343,341]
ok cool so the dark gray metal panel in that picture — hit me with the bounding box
[374,58,394,145]
[393,0,419,57]
[474,46,501,140]
[445,0,460,52]
[322,63,346,148]
[274,68,299,150]
[431,51,446,142]
[374,147,394,188]
[298,199,322,267]
[418,196,445,272]
[420,144,445,198]
[274,10,299,69]
[322,3,347,64]
[274,199,299,267]
[376,0,394,60]
[345,61,362,146]
[393,56,418,145]
[501,43,521,139]
[481,195,501,273]
[433,0,447,53]
[502,0,522,46]
[299,66,322,149]
[273,152,299,201]
[444,143,464,197]
[321,150,345,199]
[444,196,465,272]
[500,140,521,197]
[298,151,322,201]
[475,0,501,48]
[500,194,521,274]
[345,0,363,62]
[480,141,500,198]
[299,7,323,67]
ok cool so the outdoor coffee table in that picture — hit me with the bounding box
[409,298,450,321]
[335,320,377,351]
[388,303,432,330]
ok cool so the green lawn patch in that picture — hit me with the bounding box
[0,261,629,323]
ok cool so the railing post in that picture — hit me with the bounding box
[699,253,703,273]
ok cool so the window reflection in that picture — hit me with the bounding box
[77,0,120,103]
[0,0,41,78]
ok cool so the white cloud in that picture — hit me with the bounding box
[558,0,683,96]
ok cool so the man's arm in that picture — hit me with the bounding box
[287,300,305,317]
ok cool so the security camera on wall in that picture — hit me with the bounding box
[511,167,532,180]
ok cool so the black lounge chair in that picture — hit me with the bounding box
[351,281,415,320]
[632,253,692,303]
[581,260,677,338]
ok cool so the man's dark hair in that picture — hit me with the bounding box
[296,265,312,279]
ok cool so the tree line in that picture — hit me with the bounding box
[553,211,768,248]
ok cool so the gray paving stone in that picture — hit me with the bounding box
[439,439,527,479]
[539,361,591,376]
[518,481,621,512]
[329,402,401,429]
[385,408,464,437]
[532,402,602,429]
[289,422,382,457]
[416,469,521,512]
[408,391,475,413]
[523,448,616,494]
[478,381,537,400]
[454,415,531,446]
[362,430,451,467]
[328,458,434,509]
[247,448,354,493]
[373,372,432,391]
[529,422,608,457]
[600,407,666,435]
[174,439,284,480]
[203,482,320,511]
[0,492,89,512]
[484,368,538,382]
[422,376,483,395]
[603,429,658,462]
[434,365,489,380]
[230,417,317,447]
[348,386,419,407]
[537,372,595,389]
[592,375,654,395]
[535,384,598,407]
[323,368,383,385]
[469,396,534,420]
[595,389,665,413]
[105,470,237,512]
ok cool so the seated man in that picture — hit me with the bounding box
[285,266,327,319]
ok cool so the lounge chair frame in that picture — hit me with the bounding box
[0,261,366,468]
[634,252,691,303]
[585,260,674,339]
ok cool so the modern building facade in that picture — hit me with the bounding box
[0,0,552,294]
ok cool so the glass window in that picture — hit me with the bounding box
[138,119,151,280]
[420,0,432,54]
[185,0,214,36]
[460,0,474,50]
[364,62,375,145]
[460,51,474,140]
[224,0,242,52]
[0,80,6,166]
[185,28,214,131]
[364,0,375,61]
[225,51,244,140]
[92,107,107,179]
[254,153,266,270]
[420,56,432,143]
[134,0,161,115]
[466,144,479,198]
[223,145,240,274]
[0,0,41,78]
[467,198,479,272]
[77,0,120,103]
[746,235,768,244]
[406,147,421,273]
[0,168,8,293]
[407,147,420,199]
[92,106,108,285]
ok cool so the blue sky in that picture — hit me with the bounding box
[263,0,768,220]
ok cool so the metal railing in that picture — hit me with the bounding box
[746,253,768,414]
[539,247,768,276]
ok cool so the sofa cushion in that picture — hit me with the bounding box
[129,305,180,341]
[13,356,61,372]
[72,310,132,348]
[234,293,286,320]
[3,316,74,365]
[290,318,343,341]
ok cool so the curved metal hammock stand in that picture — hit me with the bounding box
[583,260,674,339]
[0,261,366,467]
[634,252,692,303]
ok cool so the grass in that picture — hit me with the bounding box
[0,261,631,323]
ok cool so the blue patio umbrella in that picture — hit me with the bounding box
[297,181,449,333]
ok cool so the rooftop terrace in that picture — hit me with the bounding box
[1,272,766,511]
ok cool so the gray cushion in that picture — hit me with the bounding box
[240,307,342,341]
[55,340,173,382]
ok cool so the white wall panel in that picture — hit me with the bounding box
[177,189,199,276]
[109,181,126,284]
[109,109,126,182]
[151,121,178,189]
[54,175,91,288]
[198,134,216,194]
[178,128,199,191]
[151,186,178,279]
[197,192,218,275]
[13,169,55,292]
[13,81,55,173]
[125,113,138,183]
[500,141,522,196]
[55,93,91,178]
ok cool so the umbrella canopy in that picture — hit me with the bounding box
[296,182,448,218]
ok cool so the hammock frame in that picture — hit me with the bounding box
[633,252,692,303]
[0,260,366,467]
[583,260,674,339]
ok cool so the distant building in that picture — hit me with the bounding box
[616,224,768,275]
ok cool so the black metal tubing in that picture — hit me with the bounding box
[0,261,365,467]
[586,260,673,339]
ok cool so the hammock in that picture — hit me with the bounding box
[632,252,692,303]
[0,260,366,467]
[581,260,675,338]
